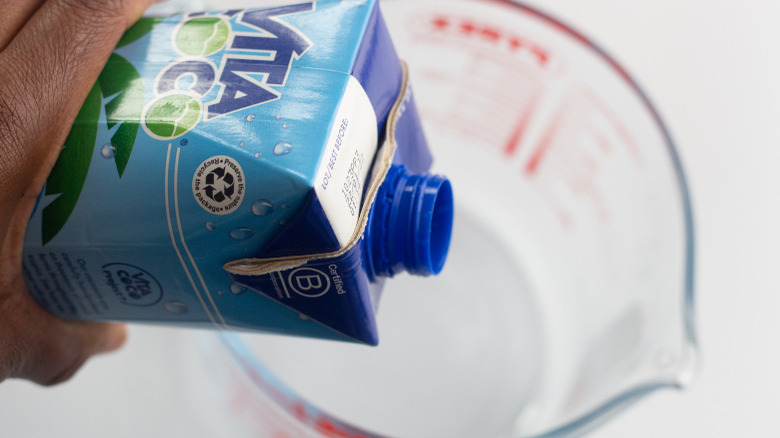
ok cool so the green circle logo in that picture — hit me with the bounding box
[144,94,202,139]
[175,17,230,57]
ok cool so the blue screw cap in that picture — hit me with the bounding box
[365,164,454,279]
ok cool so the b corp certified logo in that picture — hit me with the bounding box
[287,268,331,298]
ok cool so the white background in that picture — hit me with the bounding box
[2,0,780,437]
[538,0,780,436]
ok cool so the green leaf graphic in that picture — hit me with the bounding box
[99,53,144,177]
[42,84,101,244]
[117,17,164,48]
[42,20,154,244]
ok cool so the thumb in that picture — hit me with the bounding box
[0,287,127,386]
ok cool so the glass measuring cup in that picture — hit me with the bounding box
[153,0,698,436]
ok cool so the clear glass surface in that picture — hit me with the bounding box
[160,1,698,437]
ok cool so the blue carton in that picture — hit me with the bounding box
[22,0,453,345]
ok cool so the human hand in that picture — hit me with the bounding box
[0,0,156,385]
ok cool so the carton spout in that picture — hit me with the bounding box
[364,164,454,279]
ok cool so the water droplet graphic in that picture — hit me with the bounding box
[273,142,293,156]
[180,138,189,147]
[230,227,256,240]
[230,283,247,295]
[164,301,189,314]
[205,221,216,231]
[251,199,274,216]
[239,141,245,147]
[100,144,114,159]
[275,114,283,120]
[246,114,256,122]
[282,122,290,129]
[254,152,262,159]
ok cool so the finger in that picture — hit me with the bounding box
[0,163,55,275]
[0,0,46,52]
[0,286,127,385]
[0,142,127,387]
[0,0,157,204]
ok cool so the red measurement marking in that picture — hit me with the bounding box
[507,37,548,66]
[316,418,348,437]
[292,402,306,421]
[426,14,551,67]
[288,402,368,438]
[481,26,501,42]
[525,116,558,175]
[531,46,549,66]
[459,20,477,35]
[504,95,539,156]
[485,0,645,96]
[431,16,449,30]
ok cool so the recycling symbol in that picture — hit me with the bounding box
[204,166,235,203]
[192,155,245,215]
